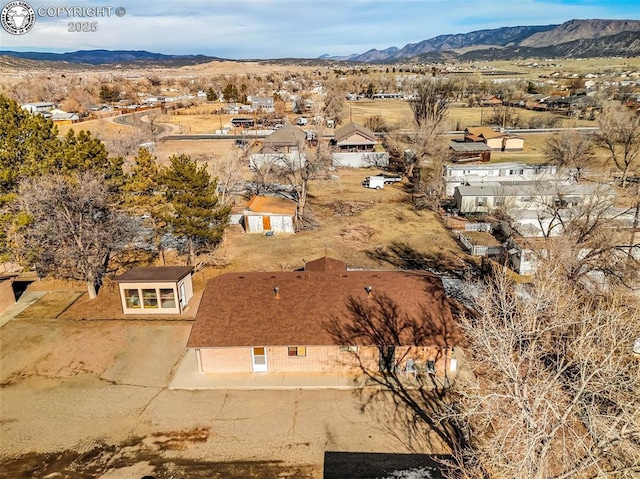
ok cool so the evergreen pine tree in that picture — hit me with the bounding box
[160,154,230,265]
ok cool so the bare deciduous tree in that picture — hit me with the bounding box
[453,268,640,479]
[530,184,638,291]
[16,171,133,298]
[409,78,459,128]
[207,149,246,207]
[544,130,596,182]
[596,102,640,187]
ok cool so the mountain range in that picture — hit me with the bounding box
[1,19,639,67]
[322,19,640,62]
[0,49,222,67]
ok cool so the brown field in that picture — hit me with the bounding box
[55,115,127,141]
[214,168,470,274]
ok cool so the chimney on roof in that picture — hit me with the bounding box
[364,285,373,298]
[274,286,281,300]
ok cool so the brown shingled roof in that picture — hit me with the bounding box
[113,266,193,283]
[334,122,378,143]
[465,127,506,140]
[262,123,307,148]
[303,256,347,272]
[187,270,459,348]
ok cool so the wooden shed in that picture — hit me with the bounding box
[113,266,194,315]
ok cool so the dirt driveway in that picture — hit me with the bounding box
[0,317,432,478]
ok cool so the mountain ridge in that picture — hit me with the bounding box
[1,19,639,66]
[324,19,640,62]
[0,49,224,66]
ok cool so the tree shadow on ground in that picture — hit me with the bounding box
[366,240,477,278]
[326,291,473,475]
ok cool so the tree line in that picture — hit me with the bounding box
[0,94,229,298]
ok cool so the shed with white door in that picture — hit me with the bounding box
[242,195,298,233]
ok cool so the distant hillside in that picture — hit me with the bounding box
[330,19,640,62]
[0,49,224,66]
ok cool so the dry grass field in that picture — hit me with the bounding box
[215,167,470,274]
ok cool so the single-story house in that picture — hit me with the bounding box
[186,257,460,375]
[261,123,307,153]
[242,195,297,233]
[464,127,524,151]
[453,182,615,214]
[464,127,505,150]
[481,95,503,106]
[21,102,55,114]
[331,123,388,168]
[113,266,194,315]
[50,109,80,125]
[444,162,559,196]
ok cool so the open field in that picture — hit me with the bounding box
[216,168,469,274]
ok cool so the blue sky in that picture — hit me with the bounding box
[1,0,639,59]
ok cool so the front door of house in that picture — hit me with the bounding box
[262,216,271,231]
[251,347,268,372]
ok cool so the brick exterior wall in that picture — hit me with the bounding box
[0,278,16,313]
[195,345,453,375]
[198,346,382,374]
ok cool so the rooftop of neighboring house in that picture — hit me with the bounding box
[456,182,615,198]
[445,162,550,172]
[187,257,459,348]
[261,123,307,149]
[464,126,506,140]
[333,122,378,144]
[449,141,493,152]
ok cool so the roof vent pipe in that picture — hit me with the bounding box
[364,285,373,297]
[274,287,281,300]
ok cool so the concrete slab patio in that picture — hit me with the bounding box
[169,349,379,390]
[168,349,455,390]
[0,291,47,327]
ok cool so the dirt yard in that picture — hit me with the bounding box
[0,316,443,478]
[0,167,463,478]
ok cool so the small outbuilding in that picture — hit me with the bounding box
[243,195,298,233]
[113,266,194,315]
